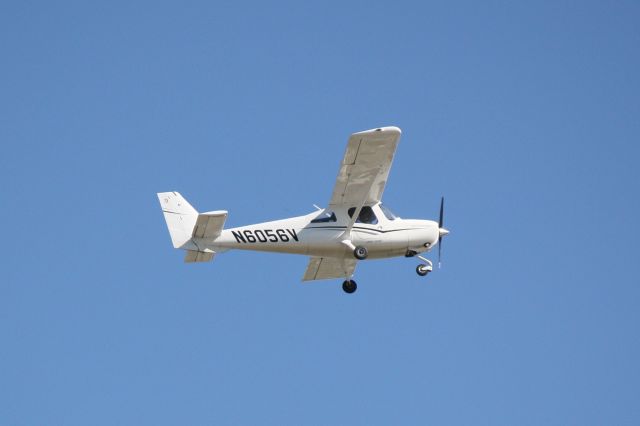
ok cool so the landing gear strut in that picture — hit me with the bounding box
[342,279,357,294]
[416,255,433,277]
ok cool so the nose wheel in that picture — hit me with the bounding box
[415,256,433,277]
[416,264,432,276]
[342,279,357,294]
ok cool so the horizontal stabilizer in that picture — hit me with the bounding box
[302,257,357,281]
[184,249,215,263]
[192,211,228,240]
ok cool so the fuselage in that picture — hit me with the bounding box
[202,203,440,260]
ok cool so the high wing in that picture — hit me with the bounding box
[328,126,401,207]
[302,257,357,281]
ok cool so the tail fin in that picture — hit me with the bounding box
[158,192,229,263]
[157,192,198,248]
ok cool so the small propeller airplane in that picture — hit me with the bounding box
[158,126,449,293]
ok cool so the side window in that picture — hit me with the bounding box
[347,206,378,224]
[311,210,337,223]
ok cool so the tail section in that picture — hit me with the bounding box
[158,192,198,248]
[157,192,228,263]
[184,250,214,263]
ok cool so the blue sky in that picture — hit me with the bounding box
[2,1,639,424]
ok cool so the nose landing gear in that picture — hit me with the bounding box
[416,264,432,276]
[415,256,433,277]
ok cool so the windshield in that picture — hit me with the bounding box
[379,204,398,220]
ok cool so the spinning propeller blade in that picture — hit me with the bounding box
[437,196,449,268]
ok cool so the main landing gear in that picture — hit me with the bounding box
[341,240,368,260]
[337,241,363,293]
[353,246,368,260]
[342,279,357,294]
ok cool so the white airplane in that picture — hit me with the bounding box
[158,126,449,293]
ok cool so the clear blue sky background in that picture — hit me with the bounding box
[2,1,639,425]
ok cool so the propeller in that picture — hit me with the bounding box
[437,196,449,268]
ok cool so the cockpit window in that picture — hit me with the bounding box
[311,210,337,223]
[379,204,398,220]
[347,206,378,224]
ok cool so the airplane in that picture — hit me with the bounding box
[157,126,449,294]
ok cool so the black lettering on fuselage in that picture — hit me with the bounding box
[276,229,289,242]
[233,228,300,244]
[243,230,257,243]
[254,230,267,242]
[265,229,278,242]
[286,229,299,242]
[232,231,246,243]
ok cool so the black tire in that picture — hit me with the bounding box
[342,280,357,294]
[353,246,368,260]
[416,264,430,276]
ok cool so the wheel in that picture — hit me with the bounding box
[416,264,432,276]
[342,279,357,294]
[353,246,368,260]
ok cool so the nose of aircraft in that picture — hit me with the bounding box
[439,227,449,237]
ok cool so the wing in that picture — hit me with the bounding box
[328,126,401,207]
[302,257,357,281]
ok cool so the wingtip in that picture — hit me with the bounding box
[354,126,402,135]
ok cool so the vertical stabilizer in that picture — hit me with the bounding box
[157,192,198,248]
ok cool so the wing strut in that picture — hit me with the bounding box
[339,165,382,251]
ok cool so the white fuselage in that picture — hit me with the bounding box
[201,203,440,260]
